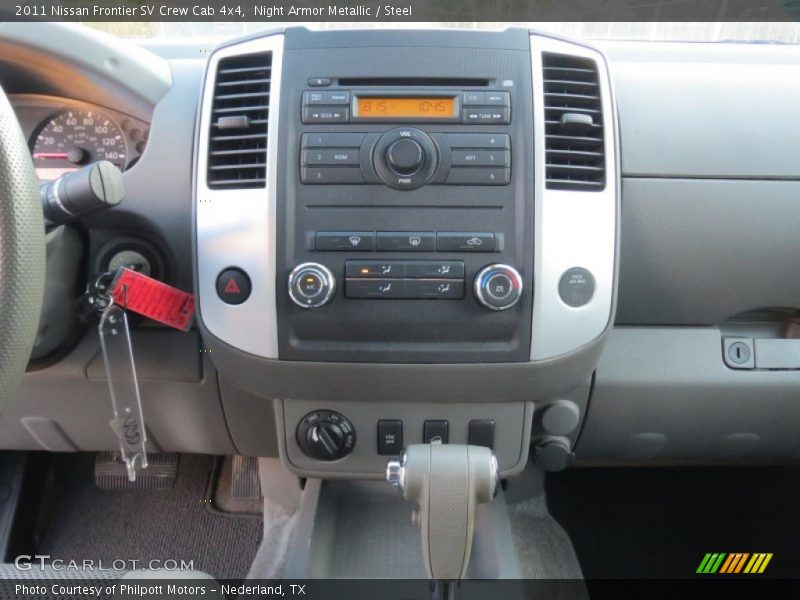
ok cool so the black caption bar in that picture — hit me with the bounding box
[1,0,799,22]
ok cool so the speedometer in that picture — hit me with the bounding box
[31,109,127,180]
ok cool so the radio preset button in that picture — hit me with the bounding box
[302,133,365,148]
[301,167,364,184]
[437,233,495,252]
[446,167,510,186]
[447,133,510,149]
[376,232,435,252]
[302,148,360,166]
[316,232,375,252]
[302,106,350,124]
[451,150,510,167]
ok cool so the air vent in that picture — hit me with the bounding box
[207,52,272,189]
[542,53,606,191]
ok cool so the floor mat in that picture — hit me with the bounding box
[38,454,262,579]
[504,465,586,587]
[546,466,800,579]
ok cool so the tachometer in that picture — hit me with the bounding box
[31,109,127,180]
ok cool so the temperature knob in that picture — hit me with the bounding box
[297,410,356,461]
[288,262,336,309]
[474,264,523,311]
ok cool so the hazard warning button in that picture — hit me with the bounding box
[216,268,252,305]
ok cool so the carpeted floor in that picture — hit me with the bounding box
[38,454,262,579]
[546,466,800,579]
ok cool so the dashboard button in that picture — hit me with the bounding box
[346,279,406,299]
[346,260,405,278]
[301,167,365,184]
[405,279,464,300]
[558,267,596,307]
[423,420,449,444]
[404,261,464,279]
[462,91,485,105]
[302,106,350,124]
[446,167,510,186]
[376,232,435,252]
[308,78,331,87]
[378,420,403,455]
[484,91,511,106]
[302,90,351,105]
[302,133,365,148]
[216,268,252,305]
[316,232,375,252]
[468,419,496,449]
[436,232,495,252]
[447,133,510,149]
[462,107,510,124]
[301,148,360,166]
[451,150,510,167]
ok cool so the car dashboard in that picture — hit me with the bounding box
[2,24,800,477]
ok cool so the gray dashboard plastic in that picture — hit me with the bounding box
[599,41,800,179]
[0,330,235,454]
[616,178,800,325]
[577,327,800,464]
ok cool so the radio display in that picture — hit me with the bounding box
[356,96,457,119]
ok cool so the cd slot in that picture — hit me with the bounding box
[337,77,490,87]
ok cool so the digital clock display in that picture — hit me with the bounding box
[356,97,457,119]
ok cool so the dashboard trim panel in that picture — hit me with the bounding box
[194,34,284,359]
[529,34,619,361]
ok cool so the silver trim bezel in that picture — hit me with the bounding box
[529,34,619,361]
[194,34,284,358]
[288,262,337,309]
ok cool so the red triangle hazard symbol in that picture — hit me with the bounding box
[224,278,241,294]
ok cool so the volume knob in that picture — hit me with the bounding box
[386,138,424,175]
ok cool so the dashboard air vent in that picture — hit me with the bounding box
[207,52,272,189]
[542,52,606,191]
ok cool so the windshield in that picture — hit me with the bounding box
[85,22,800,43]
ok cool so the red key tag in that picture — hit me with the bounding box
[110,268,195,331]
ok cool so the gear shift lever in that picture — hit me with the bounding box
[386,443,499,580]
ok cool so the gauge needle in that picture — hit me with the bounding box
[33,152,70,159]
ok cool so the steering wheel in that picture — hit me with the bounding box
[0,84,45,416]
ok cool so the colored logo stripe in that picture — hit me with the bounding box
[697,552,773,574]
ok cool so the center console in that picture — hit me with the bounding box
[194,28,618,477]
